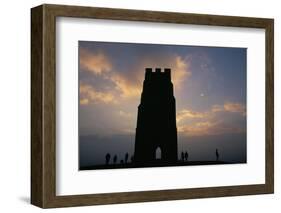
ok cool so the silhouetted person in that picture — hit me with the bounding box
[130,155,134,163]
[120,160,124,164]
[125,153,129,164]
[181,152,185,162]
[105,153,111,165]
[184,151,189,161]
[216,149,219,161]
[113,155,117,164]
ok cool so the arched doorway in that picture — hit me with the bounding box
[155,147,161,160]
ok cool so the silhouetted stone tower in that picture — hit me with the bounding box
[134,68,178,166]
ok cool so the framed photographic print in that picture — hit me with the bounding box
[31,4,274,208]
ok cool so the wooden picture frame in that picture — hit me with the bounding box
[31,4,274,208]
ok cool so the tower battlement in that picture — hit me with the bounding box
[145,68,171,81]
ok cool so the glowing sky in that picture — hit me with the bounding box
[79,41,247,166]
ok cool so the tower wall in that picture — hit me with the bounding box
[134,68,178,166]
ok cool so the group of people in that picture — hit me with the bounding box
[181,149,220,162]
[105,152,133,165]
[105,149,220,165]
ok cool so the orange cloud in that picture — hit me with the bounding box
[80,47,142,99]
[79,48,112,75]
[212,102,246,116]
[178,102,246,124]
[80,45,193,101]
[80,83,117,104]
[80,98,89,105]
[139,55,192,90]
[80,48,192,101]
[224,102,246,116]
[171,56,192,89]
[211,104,224,112]
[109,74,142,98]
[178,121,245,136]
[177,101,246,136]
[176,109,207,123]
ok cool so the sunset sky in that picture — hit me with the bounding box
[79,41,247,167]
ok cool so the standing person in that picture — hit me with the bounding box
[105,153,111,165]
[184,151,189,162]
[215,149,219,161]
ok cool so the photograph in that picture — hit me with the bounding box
[79,41,247,170]
[30,4,274,208]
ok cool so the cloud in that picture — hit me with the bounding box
[105,53,192,99]
[80,83,117,104]
[177,101,246,125]
[118,110,132,119]
[79,46,192,102]
[171,56,192,89]
[176,109,208,123]
[211,104,224,112]
[212,102,246,116]
[139,54,192,90]
[108,54,192,98]
[177,101,246,136]
[178,121,245,136]
[80,47,142,99]
[223,102,246,116]
[79,48,112,75]
[80,98,89,105]
[108,74,142,98]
